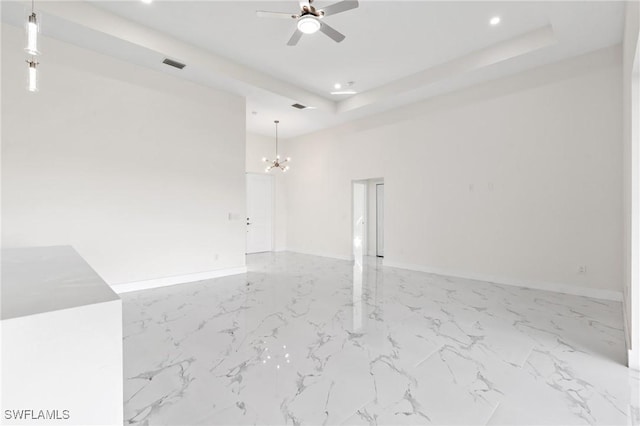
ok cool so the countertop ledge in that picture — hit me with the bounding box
[1,245,120,320]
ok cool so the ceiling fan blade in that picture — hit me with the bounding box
[320,0,359,17]
[319,22,346,43]
[299,0,311,10]
[256,10,296,19]
[287,29,304,46]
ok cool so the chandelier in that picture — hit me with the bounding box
[263,120,290,172]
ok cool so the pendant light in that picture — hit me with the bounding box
[262,120,291,172]
[25,0,40,93]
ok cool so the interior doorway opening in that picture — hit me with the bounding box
[376,182,385,258]
[352,181,367,261]
[352,178,384,261]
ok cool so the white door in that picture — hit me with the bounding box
[246,173,273,254]
[376,184,384,257]
[353,182,367,260]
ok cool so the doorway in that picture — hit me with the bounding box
[352,181,367,261]
[352,178,385,261]
[376,183,385,257]
[246,173,274,254]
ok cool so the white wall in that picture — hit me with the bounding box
[1,25,247,286]
[285,46,623,298]
[246,132,287,251]
[622,0,640,370]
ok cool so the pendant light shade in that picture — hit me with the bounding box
[25,12,39,55]
[27,59,38,92]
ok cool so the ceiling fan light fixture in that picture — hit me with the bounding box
[297,16,321,34]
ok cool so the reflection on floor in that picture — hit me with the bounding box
[122,252,639,425]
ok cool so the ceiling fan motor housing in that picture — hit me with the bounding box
[301,5,323,18]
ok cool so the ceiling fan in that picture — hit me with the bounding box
[256,0,359,46]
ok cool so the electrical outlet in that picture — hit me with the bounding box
[578,265,587,274]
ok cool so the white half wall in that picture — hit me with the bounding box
[622,0,640,370]
[2,300,123,426]
[1,25,247,285]
[246,132,288,251]
[285,46,623,296]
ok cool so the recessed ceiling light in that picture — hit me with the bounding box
[334,83,342,89]
[141,0,153,3]
[297,16,321,34]
[490,16,501,26]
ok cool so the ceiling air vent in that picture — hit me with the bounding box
[291,103,308,110]
[162,58,186,69]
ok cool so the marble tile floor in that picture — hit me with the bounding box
[122,252,639,426]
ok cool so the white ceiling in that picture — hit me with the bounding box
[1,1,625,138]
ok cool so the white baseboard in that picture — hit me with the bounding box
[629,349,640,371]
[285,248,352,261]
[112,266,248,294]
[383,260,623,302]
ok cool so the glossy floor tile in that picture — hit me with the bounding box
[122,252,639,425]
